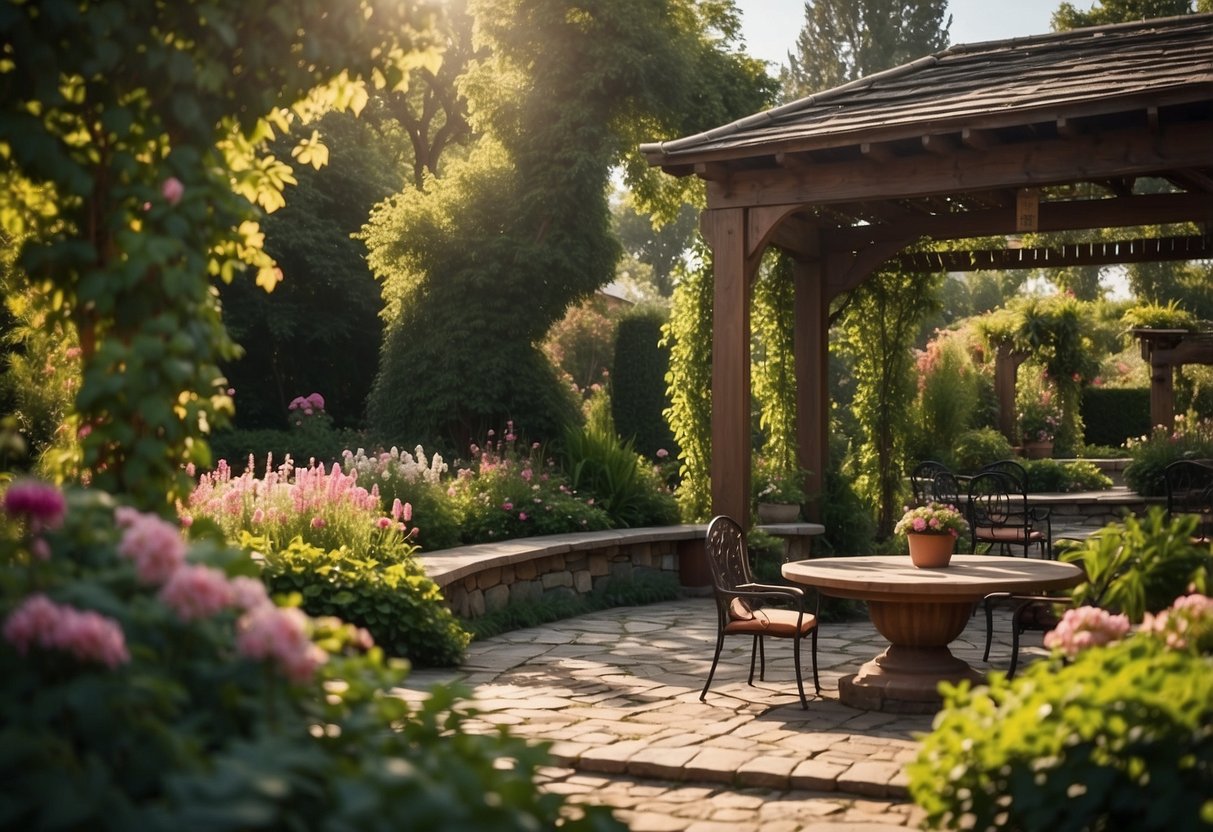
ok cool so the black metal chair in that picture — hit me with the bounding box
[1164,459,1213,544]
[981,591,1068,678]
[969,466,1052,559]
[909,460,953,506]
[701,515,820,709]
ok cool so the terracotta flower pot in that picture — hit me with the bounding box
[907,533,955,568]
[1021,440,1054,460]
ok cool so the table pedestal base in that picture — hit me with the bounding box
[838,644,983,713]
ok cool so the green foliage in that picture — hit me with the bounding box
[611,309,677,460]
[951,428,1014,473]
[208,425,362,477]
[838,269,941,536]
[342,445,462,552]
[2,485,617,831]
[752,455,809,505]
[662,241,714,521]
[367,0,772,453]
[752,252,800,482]
[817,429,878,555]
[249,534,471,667]
[1081,386,1150,448]
[220,111,406,429]
[780,0,951,99]
[1062,508,1212,622]
[1122,299,1200,332]
[0,0,436,509]
[542,295,618,393]
[911,329,980,463]
[1021,458,1113,492]
[1053,0,1207,30]
[1124,413,1213,496]
[448,431,613,542]
[465,572,682,641]
[562,399,679,529]
[910,633,1213,832]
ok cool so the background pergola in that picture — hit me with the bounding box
[641,14,1213,525]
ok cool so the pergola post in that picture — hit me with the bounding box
[793,257,828,522]
[994,344,1030,444]
[705,208,754,526]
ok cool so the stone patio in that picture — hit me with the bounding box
[398,596,1046,830]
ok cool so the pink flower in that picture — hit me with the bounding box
[391,498,404,521]
[310,516,326,529]
[519,512,528,521]
[4,594,130,668]
[3,480,67,532]
[252,509,265,524]
[502,502,513,511]
[161,176,184,205]
[521,469,533,482]
[236,605,326,682]
[117,510,187,585]
[402,502,412,523]
[305,392,325,411]
[911,517,927,532]
[159,564,233,622]
[376,516,392,529]
[656,448,669,458]
[1043,606,1130,657]
[229,576,270,612]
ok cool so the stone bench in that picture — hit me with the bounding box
[420,522,825,619]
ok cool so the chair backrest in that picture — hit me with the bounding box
[967,471,1026,529]
[931,471,963,510]
[704,515,755,593]
[980,459,1028,494]
[910,460,952,505]
[1164,459,1213,539]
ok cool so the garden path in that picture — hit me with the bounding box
[398,596,1044,830]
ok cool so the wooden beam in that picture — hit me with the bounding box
[861,141,896,164]
[921,133,958,156]
[775,151,814,173]
[961,127,997,150]
[694,162,731,182]
[704,208,754,529]
[892,234,1213,272]
[704,120,1213,210]
[1056,116,1082,139]
[828,191,1213,248]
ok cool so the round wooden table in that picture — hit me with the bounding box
[781,554,1083,712]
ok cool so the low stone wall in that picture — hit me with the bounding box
[419,523,826,619]
[420,527,707,619]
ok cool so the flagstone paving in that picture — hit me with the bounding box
[398,596,1045,830]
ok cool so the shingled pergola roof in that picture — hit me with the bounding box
[641,14,1213,528]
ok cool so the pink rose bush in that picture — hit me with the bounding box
[1042,605,1131,657]
[4,593,130,668]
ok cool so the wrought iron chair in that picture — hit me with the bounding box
[981,590,1068,678]
[1164,459,1213,544]
[968,468,1052,559]
[981,459,1053,553]
[909,460,953,506]
[701,515,820,709]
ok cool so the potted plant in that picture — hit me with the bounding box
[894,501,969,568]
[1017,383,1062,459]
[752,456,808,523]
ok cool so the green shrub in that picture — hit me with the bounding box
[1124,413,1213,496]
[1062,508,1212,622]
[911,331,980,463]
[450,430,613,542]
[1081,386,1150,448]
[248,534,470,667]
[561,400,679,528]
[1022,458,1113,492]
[951,427,1013,473]
[208,426,361,475]
[611,310,676,460]
[910,628,1213,831]
[1,483,619,832]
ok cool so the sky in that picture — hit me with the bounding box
[735,0,1063,69]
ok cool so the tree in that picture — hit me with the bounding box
[0,0,435,507]
[612,191,699,297]
[1052,0,1209,30]
[781,0,951,100]
[364,0,774,451]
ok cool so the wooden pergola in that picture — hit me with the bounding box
[641,14,1213,525]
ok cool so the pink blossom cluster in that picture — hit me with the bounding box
[117,506,187,585]
[4,594,130,668]
[235,605,327,683]
[3,479,67,534]
[1043,606,1131,657]
[1140,592,1213,651]
[288,392,326,415]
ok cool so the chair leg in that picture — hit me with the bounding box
[758,636,767,681]
[983,597,995,662]
[747,634,760,685]
[810,627,821,695]
[1008,617,1022,679]
[701,627,726,701]
[793,631,808,710]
